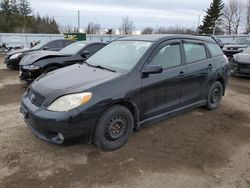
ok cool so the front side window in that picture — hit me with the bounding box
[184,43,207,63]
[151,43,182,69]
[86,41,152,72]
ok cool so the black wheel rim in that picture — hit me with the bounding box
[211,86,220,104]
[105,115,127,141]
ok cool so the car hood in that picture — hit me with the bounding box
[20,51,71,66]
[31,64,122,102]
[224,44,249,48]
[7,48,33,56]
[234,53,250,63]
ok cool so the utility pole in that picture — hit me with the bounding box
[78,10,80,32]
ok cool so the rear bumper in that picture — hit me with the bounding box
[20,94,101,144]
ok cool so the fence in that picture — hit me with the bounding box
[0,33,127,48]
[0,33,64,48]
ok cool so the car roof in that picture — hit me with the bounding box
[118,34,216,43]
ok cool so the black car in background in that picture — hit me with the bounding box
[4,39,74,70]
[19,41,107,83]
[20,35,230,151]
[232,46,250,77]
[223,37,250,57]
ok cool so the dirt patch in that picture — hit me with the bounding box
[0,84,27,105]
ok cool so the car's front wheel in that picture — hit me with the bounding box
[93,105,134,151]
[206,81,223,110]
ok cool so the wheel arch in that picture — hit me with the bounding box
[112,100,140,131]
[216,77,225,95]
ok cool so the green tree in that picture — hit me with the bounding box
[199,0,224,34]
[18,0,32,16]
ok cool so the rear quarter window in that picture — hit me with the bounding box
[207,42,223,57]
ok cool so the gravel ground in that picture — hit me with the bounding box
[0,55,250,188]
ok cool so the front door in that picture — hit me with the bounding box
[141,40,186,121]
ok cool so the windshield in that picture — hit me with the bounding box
[31,41,47,50]
[86,41,152,72]
[233,37,250,45]
[59,41,86,55]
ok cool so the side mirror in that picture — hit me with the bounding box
[142,65,163,75]
[81,51,90,58]
[43,47,49,50]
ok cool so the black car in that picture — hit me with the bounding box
[20,35,230,151]
[231,46,250,77]
[223,37,250,57]
[4,39,74,70]
[19,41,107,83]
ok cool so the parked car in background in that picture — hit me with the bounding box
[195,35,224,48]
[223,37,250,57]
[231,46,250,77]
[20,35,230,151]
[19,41,107,83]
[4,39,75,70]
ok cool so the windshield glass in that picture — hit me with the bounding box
[233,37,250,45]
[31,41,47,50]
[59,41,86,55]
[86,41,152,72]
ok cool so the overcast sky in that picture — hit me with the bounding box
[28,0,214,30]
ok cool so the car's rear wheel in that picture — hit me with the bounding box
[93,105,134,151]
[206,81,223,110]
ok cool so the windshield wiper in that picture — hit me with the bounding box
[82,61,116,73]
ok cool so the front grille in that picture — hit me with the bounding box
[238,63,250,69]
[227,47,238,51]
[27,89,45,107]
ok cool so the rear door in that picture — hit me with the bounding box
[181,40,214,105]
[141,40,186,120]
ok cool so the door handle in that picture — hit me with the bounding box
[208,64,213,68]
[179,71,184,76]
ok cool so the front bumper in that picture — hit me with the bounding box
[20,93,101,144]
[19,66,41,82]
[232,62,250,77]
[5,58,20,70]
[223,50,242,57]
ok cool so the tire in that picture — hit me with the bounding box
[206,81,223,110]
[42,66,59,74]
[93,105,134,151]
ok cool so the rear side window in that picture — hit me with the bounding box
[47,40,64,49]
[151,43,182,69]
[184,43,207,63]
[207,42,223,57]
[64,40,74,47]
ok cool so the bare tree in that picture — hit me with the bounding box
[245,0,250,34]
[222,0,243,35]
[141,27,154,34]
[86,22,101,34]
[120,16,135,35]
[155,26,196,34]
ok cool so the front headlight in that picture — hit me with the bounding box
[47,92,92,112]
[23,65,40,70]
[9,53,23,59]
